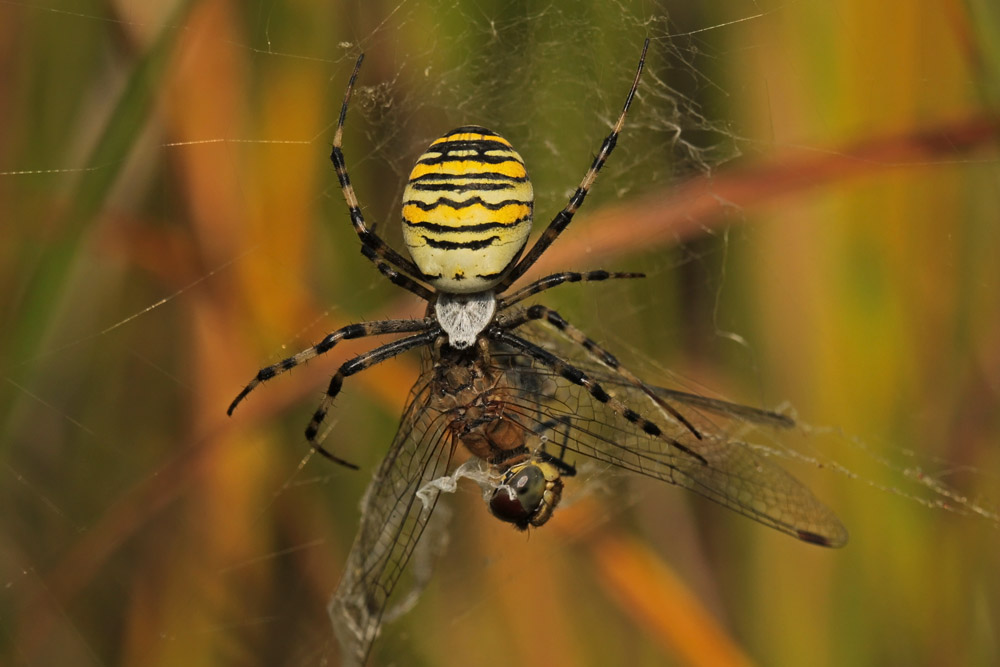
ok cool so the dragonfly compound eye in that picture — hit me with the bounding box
[489,465,546,528]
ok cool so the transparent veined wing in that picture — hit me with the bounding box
[492,323,848,547]
[330,317,846,664]
[649,385,796,430]
[329,370,458,666]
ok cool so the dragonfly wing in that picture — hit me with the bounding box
[329,376,457,665]
[649,385,795,429]
[494,330,847,547]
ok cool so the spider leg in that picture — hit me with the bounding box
[514,304,703,439]
[500,270,644,308]
[496,39,648,291]
[361,245,434,301]
[531,416,577,476]
[330,54,430,297]
[305,330,440,466]
[494,330,708,467]
[227,318,435,416]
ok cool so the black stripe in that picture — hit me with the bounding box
[429,139,515,153]
[590,385,610,402]
[417,152,523,166]
[409,181,520,192]
[341,324,367,339]
[403,196,530,211]
[601,351,619,368]
[410,171,527,183]
[348,206,364,226]
[403,217,530,234]
[330,147,349,186]
[422,235,498,250]
[445,125,498,136]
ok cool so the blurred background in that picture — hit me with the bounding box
[2,1,998,665]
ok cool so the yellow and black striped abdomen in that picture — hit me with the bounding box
[402,126,533,293]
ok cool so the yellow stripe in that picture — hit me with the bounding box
[430,132,513,148]
[408,160,527,181]
[404,188,530,206]
[402,202,531,227]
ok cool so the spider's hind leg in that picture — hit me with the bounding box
[518,304,703,440]
[496,39,649,291]
[495,330,708,467]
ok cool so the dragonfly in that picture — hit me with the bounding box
[326,320,847,663]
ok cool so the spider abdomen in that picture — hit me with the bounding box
[402,126,533,293]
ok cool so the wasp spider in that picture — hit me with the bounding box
[228,39,845,663]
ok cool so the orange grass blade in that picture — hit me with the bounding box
[533,114,1000,275]
[591,531,754,667]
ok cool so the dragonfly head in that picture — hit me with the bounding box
[489,459,564,530]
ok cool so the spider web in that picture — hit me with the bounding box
[2,0,999,666]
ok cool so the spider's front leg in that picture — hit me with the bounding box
[227,318,434,416]
[496,38,649,291]
[330,53,428,295]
